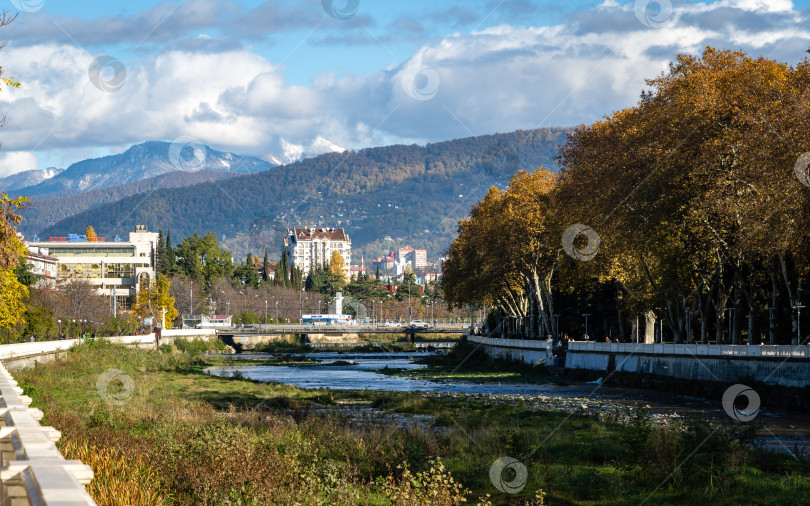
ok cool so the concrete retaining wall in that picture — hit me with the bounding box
[467,336,555,366]
[0,329,218,370]
[565,341,810,388]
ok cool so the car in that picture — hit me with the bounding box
[382,321,400,327]
[408,320,429,329]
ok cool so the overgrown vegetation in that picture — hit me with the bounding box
[15,341,809,504]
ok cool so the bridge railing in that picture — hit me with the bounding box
[568,341,810,358]
[0,361,95,504]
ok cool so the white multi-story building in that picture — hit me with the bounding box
[285,227,351,279]
[24,250,59,288]
[26,225,159,309]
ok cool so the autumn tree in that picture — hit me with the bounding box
[328,250,346,279]
[557,47,810,344]
[133,274,179,328]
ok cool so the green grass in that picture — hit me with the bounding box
[14,339,810,505]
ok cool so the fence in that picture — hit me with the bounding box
[568,341,810,358]
[0,361,95,504]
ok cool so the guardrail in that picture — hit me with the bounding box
[568,341,810,358]
[218,325,466,334]
[0,361,95,504]
[467,335,552,350]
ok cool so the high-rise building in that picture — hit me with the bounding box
[285,227,351,279]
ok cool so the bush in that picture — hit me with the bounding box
[174,337,226,355]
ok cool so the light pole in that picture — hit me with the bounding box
[58,319,62,338]
[554,314,561,343]
[408,283,411,319]
[265,300,268,324]
[276,301,279,323]
[726,308,735,343]
[767,307,777,345]
[794,304,806,345]
[582,313,591,340]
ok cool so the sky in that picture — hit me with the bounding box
[0,0,809,176]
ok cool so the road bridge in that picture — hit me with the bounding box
[216,324,467,344]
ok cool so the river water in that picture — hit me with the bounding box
[207,351,810,455]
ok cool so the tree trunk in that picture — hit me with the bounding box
[769,258,779,345]
[779,254,799,345]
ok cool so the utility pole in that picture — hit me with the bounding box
[582,313,591,340]
[190,286,193,315]
[265,300,268,323]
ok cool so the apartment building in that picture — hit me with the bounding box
[285,227,351,279]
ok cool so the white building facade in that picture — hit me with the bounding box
[285,227,351,279]
[26,225,159,309]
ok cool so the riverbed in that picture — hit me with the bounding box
[207,351,810,455]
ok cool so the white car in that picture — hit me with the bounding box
[408,320,429,329]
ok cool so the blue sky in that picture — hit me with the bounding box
[1,0,809,174]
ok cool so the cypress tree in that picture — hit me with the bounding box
[156,229,167,274]
[375,263,380,281]
[246,252,253,267]
[166,230,176,272]
[262,247,269,282]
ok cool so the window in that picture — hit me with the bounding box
[105,264,135,278]
[48,246,135,257]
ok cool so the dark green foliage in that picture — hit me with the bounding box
[232,264,259,289]
[343,275,388,300]
[175,233,233,288]
[14,256,38,286]
[305,266,344,298]
[262,248,269,282]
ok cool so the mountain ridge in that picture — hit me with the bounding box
[15,141,276,200]
[35,127,571,261]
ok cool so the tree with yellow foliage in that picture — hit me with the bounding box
[84,226,97,239]
[133,274,179,329]
[328,250,347,280]
[0,194,29,332]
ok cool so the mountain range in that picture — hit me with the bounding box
[0,168,64,192]
[13,141,275,200]
[21,128,570,262]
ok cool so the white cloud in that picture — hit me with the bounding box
[0,151,38,177]
[0,0,808,169]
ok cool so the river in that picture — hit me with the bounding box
[207,351,810,456]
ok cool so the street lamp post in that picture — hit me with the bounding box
[767,307,777,345]
[276,301,278,324]
[793,304,806,345]
[554,314,561,344]
[726,308,735,343]
[582,313,591,340]
[265,300,268,324]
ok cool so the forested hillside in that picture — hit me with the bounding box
[37,128,570,260]
[19,170,238,239]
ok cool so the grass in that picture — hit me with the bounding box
[14,338,810,505]
[375,340,572,385]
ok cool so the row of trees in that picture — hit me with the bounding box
[443,48,810,345]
